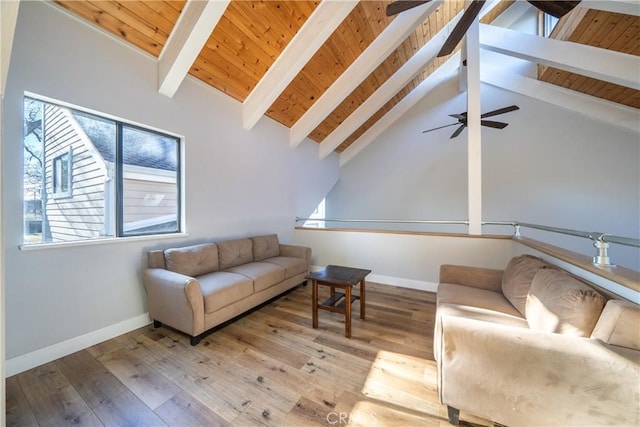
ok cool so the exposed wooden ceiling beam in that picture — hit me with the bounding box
[458,0,502,92]
[1,0,20,97]
[289,0,444,149]
[318,9,467,159]
[339,53,462,166]
[480,53,639,132]
[242,0,358,130]
[479,23,640,90]
[158,0,229,98]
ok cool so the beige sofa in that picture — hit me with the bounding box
[143,234,310,345]
[435,255,640,426]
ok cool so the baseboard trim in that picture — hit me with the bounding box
[5,313,151,377]
[310,265,438,293]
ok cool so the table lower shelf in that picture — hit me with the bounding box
[319,292,359,314]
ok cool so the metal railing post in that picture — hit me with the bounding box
[514,223,521,238]
[592,234,615,267]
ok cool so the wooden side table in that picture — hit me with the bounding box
[306,265,371,338]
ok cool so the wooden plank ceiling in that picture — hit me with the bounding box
[55,0,639,157]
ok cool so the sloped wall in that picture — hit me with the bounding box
[2,2,339,362]
[326,78,640,270]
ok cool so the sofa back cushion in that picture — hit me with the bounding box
[218,238,253,270]
[526,268,606,337]
[502,255,548,316]
[148,250,166,269]
[252,234,280,261]
[591,299,640,350]
[164,243,219,277]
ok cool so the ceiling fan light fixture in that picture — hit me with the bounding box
[422,105,520,139]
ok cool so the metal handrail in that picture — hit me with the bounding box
[294,217,640,266]
[295,217,469,225]
[602,235,640,248]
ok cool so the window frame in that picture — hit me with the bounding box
[116,121,182,238]
[22,92,185,247]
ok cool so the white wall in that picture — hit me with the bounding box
[2,2,339,363]
[295,228,515,290]
[326,75,640,270]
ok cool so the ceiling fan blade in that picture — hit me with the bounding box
[450,124,466,139]
[449,113,467,120]
[386,0,431,17]
[527,1,581,19]
[480,105,519,118]
[480,120,508,129]
[437,0,486,58]
[422,122,459,134]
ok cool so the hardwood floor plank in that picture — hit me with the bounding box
[154,331,302,420]
[282,396,335,426]
[16,362,101,426]
[218,322,311,369]
[119,334,245,422]
[231,314,371,371]
[154,391,226,426]
[313,333,379,362]
[91,389,167,427]
[6,376,39,427]
[55,350,128,409]
[96,347,180,410]
[348,400,440,426]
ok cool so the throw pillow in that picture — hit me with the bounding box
[252,234,280,261]
[501,255,548,316]
[165,243,219,277]
[526,268,606,337]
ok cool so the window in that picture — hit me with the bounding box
[52,149,72,198]
[304,198,326,228]
[22,96,182,244]
[541,12,559,37]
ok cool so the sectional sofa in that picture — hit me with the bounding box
[143,234,311,345]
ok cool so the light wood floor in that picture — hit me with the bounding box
[6,283,490,427]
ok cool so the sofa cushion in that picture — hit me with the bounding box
[591,299,640,350]
[218,238,253,270]
[226,262,286,292]
[437,283,526,321]
[164,243,218,277]
[262,256,307,279]
[502,255,548,316]
[251,235,280,262]
[526,269,606,337]
[198,271,253,314]
[435,283,529,362]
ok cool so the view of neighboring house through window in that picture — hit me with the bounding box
[22,96,181,244]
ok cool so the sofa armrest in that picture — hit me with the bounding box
[142,268,205,337]
[279,244,311,261]
[438,314,640,426]
[439,264,503,292]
